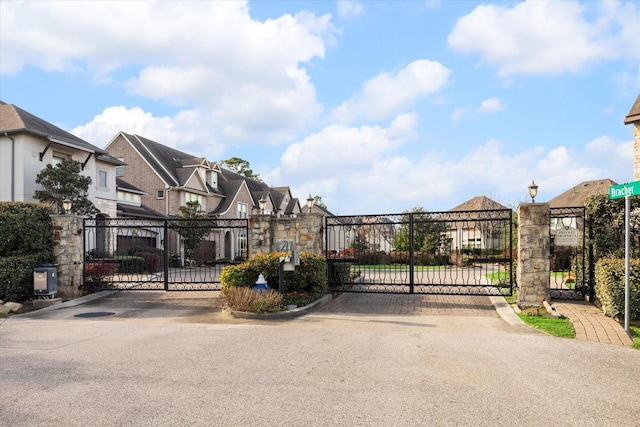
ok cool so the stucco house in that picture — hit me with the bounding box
[0,101,123,217]
[443,195,510,251]
[104,132,303,220]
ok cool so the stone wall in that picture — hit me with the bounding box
[50,215,84,300]
[517,203,550,305]
[249,213,323,258]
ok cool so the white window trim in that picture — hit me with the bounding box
[97,169,109,189]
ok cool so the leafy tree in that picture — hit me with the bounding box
[394,207,447,253]
[312,195,327,209]
[174,201,214,263]
[220,157,263,182]
[585,194,640,259]
[350,231,369,252]
[34,159,98,215]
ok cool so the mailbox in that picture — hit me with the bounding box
[34,264,57,297]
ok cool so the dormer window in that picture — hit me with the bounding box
[208,171,218,189]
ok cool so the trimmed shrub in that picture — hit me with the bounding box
[85,262,119,282]
[114,256,146,274]
[327,262,351,284]
[135,252,162,273]
[0,203,55,302]
[0,202,53,257]
[594,257,640,321]
[220,252,327,310]
[0,253,51,302]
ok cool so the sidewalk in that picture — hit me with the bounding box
[552,300,634,347]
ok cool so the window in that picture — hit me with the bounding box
[52,153,68,166]
[237,202,248,218]
[185,192,203,207]
[115,165,124,177]
[98,170,108,189]
[156,189,165,199]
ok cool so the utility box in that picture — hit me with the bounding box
[34,264,57,297]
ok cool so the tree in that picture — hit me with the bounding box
[313,195,327,209]
[34,159,98,215]
[394,207,447,253]
[174,201,214,263]
[585,194,640,259]
[220,157,263,182]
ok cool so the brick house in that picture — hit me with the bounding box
[624,93,640,180]
[105,132,302,220]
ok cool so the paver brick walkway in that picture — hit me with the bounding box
[315,293,497,317]
[552,301,634,347]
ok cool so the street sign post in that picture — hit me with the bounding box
[609,181,638,333]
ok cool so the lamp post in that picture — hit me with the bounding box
[62,198,72,215]
[306,194,314,213]
[258,195,266,214]
[528,180,538,203]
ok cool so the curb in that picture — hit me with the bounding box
[489,295,527,326]
[230,293,333,320]
[14,290,118,318]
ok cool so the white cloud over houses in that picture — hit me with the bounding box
[0,1,334,145]
[448,1,640,76]
[332,60,451,124]
[337,0,364,20]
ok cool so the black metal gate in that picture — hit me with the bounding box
[549,207,594,300]
[83,218,248,292]
[325,209,514,295]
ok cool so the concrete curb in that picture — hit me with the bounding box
[489,295,527,326]
[14,290,118,318]
[230,293,333,320]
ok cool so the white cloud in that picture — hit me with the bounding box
[451,97,505,122]
[332,60,451,123]
[337,1,363,19]
[448,1,640,76]
[72,106,224,158]
[0,1,335,144]
[479,97,506,114]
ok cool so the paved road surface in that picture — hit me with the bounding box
[1,292,638,426]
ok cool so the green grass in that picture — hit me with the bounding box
[518,313,576,338]
[0,312,6,318]
[630,326,640,350]
[486,271,510,282]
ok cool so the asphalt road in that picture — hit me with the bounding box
[1,293,639,426]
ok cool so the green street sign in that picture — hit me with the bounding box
[610,180,640,199]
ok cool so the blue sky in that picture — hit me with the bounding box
[1,0,638,215]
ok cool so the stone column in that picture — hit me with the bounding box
[50,215,85,300]
[247,213,324,258]
[248,215,273,258]
[517,203,550,306]
[633,123,640,180]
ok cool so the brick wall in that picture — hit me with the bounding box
[634,124,640,180]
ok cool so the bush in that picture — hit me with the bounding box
[220,252,327,311]
[114,256,146,274]
[327,262,352,285]
[0,253,52,302]
[0,203,55,302]
[85,262,119,282]
[135,252,162,273]
[594,257,640,321]
[0,202,54,257]
[221,287,283,313]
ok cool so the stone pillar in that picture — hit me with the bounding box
[50,215,85,300]
[634,123,640,180]
[248,215,273,258]
[517,203,550,306]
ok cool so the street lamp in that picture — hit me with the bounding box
[258,195,266,214]
[306,194,314,213]
[62,198,72,214]
[528,180,538,203]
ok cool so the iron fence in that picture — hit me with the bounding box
[325,209,514,295]
[83,218,248,292]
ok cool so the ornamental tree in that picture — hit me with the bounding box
[34,159,98,216]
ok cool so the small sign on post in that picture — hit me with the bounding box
[609,180,638,334]
[555,226,578,247]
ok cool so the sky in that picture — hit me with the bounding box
[1,0,639,215]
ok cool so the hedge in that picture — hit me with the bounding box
[0,203,55,302]
[220,252,327,296]
[0,253,52,302]
[594,257,640,321]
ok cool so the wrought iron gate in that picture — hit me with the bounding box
[83,218,248,292]
[549,207,593,300]
[325,209,514,295]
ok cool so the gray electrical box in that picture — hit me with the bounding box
[34,264,57,297]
